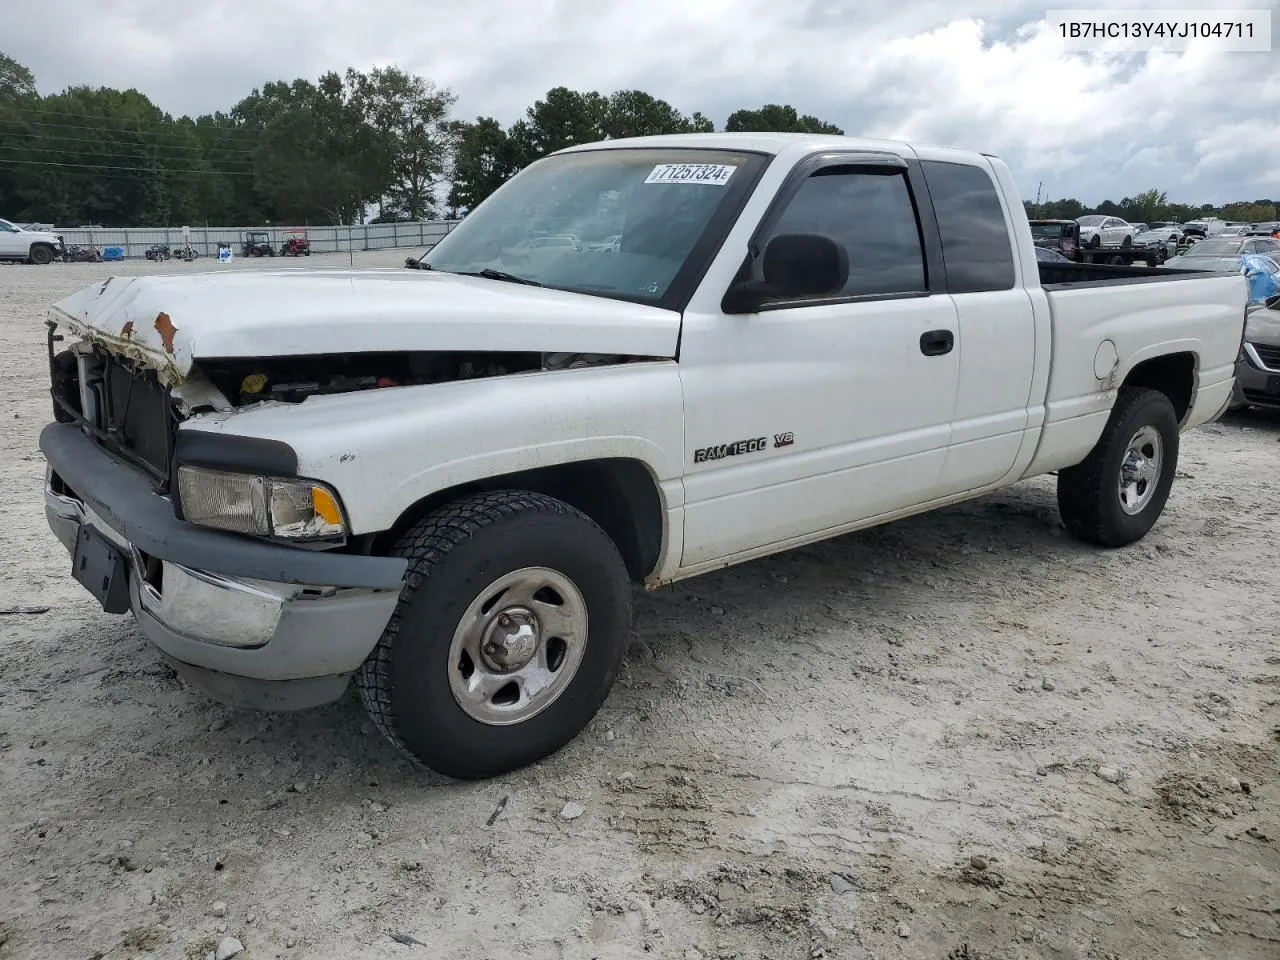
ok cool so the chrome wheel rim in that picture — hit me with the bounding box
[1118,425,1163,515]
[447,567,588,726]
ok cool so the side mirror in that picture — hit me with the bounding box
[721,233,848,314]
[404,256,421,269]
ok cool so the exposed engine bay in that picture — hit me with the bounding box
[195,350,643,409]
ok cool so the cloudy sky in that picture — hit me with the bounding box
[4,0,1278,204]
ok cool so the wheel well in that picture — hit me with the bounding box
[374,459,664,582]
[1121,352,1195,422]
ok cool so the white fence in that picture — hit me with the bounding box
[54,220,460,259]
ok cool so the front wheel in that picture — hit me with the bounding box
[28,244,54,265]
[356,490,632,779]
[1057,387,1179,547]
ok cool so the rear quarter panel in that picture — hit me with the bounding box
[1024,273,1246,474]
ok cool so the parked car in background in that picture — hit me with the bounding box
[1034,245,1072,263]
[1076,215,1133,248]
[1132,222,1183,260]
[1183,218,1225,239]
[1246,221,1280,237]
[1029,219,1081,259]
[1164,236,1280,271]
[1230,295,1280,410]
[0,217,65,264]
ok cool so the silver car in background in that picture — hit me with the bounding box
[1076,214,1133,248]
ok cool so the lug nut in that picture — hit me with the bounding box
[484,643,498,655]
[498,614,511,627]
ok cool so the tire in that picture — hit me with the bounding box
[28,244,54,265]
[1121,235,1132,249]
[356,490,632,779]
[1089,235,1101,249]
[1057,387,1179,547]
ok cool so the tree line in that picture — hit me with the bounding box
[0,51,843,228]
[1,51,1272,228]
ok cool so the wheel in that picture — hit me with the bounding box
[28,244,54,265]
[1057,387,1179,547]
[303,249,310,256]
[356,490,632,779]
[1089,235,1101,249]
[1121,235,1132,249]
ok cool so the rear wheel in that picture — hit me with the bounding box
[1057,387,1179,547]
[28,244,54,265]
[356,490,632,779]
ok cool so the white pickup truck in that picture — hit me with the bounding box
[0,217,64,264]
[39,133,1247,778]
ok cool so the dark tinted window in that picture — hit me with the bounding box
[922,160,1016,293]
[767,166,926,299]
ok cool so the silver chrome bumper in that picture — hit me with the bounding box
[45,480,401,710]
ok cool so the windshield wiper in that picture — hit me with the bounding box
[458,268,544,287]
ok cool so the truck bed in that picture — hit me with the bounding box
[1039,261,1215,288]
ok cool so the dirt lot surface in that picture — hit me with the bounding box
[1,253,1277,960]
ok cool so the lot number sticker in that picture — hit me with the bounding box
[644,163,737,186]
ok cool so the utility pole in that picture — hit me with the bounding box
[1034,181,1043,218]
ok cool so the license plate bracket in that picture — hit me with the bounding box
[72,525,130,614]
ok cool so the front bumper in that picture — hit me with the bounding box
[41,422,408,710]
[1233,344,1280,408]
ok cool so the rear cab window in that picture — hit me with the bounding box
[919,160,1016,293]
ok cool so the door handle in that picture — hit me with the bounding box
[919,329,954,357]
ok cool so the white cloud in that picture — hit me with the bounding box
[3,0,1277,204]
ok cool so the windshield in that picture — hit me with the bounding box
[0,218,17,233]
[1186,239,1242,256]
[1077,216,1105,226]
[424,148,766,306]
[1030,223,1067,238]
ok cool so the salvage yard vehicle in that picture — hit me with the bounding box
[1076,214,1133,248]
[1230,295,1280,410]
[1164,236,1280,271]
[242,231,275,257]
[1029,219,1080,260]
[0,216,64,264]
[39,132,1248,779]
[280,230,311,256]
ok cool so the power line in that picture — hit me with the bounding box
[0,157,256,178]
[0,125,260,155]
[0,115,266,142]
[7,102,267,126]
[0,142,258,167]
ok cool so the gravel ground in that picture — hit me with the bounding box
[1,253,1278,960]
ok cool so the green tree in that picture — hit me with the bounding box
[1221,201,1276,222]
[447,117,522,213]
[1118,188,1168,223]
[350,66,458,220]
[243,71,388,224]
[601,89,708,139]
[0,51,36,101]
[513,86,609,157]
[724,104,843,135]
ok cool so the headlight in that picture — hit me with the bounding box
[176,466,346,540]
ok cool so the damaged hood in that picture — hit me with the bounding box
[50,268,681,383]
